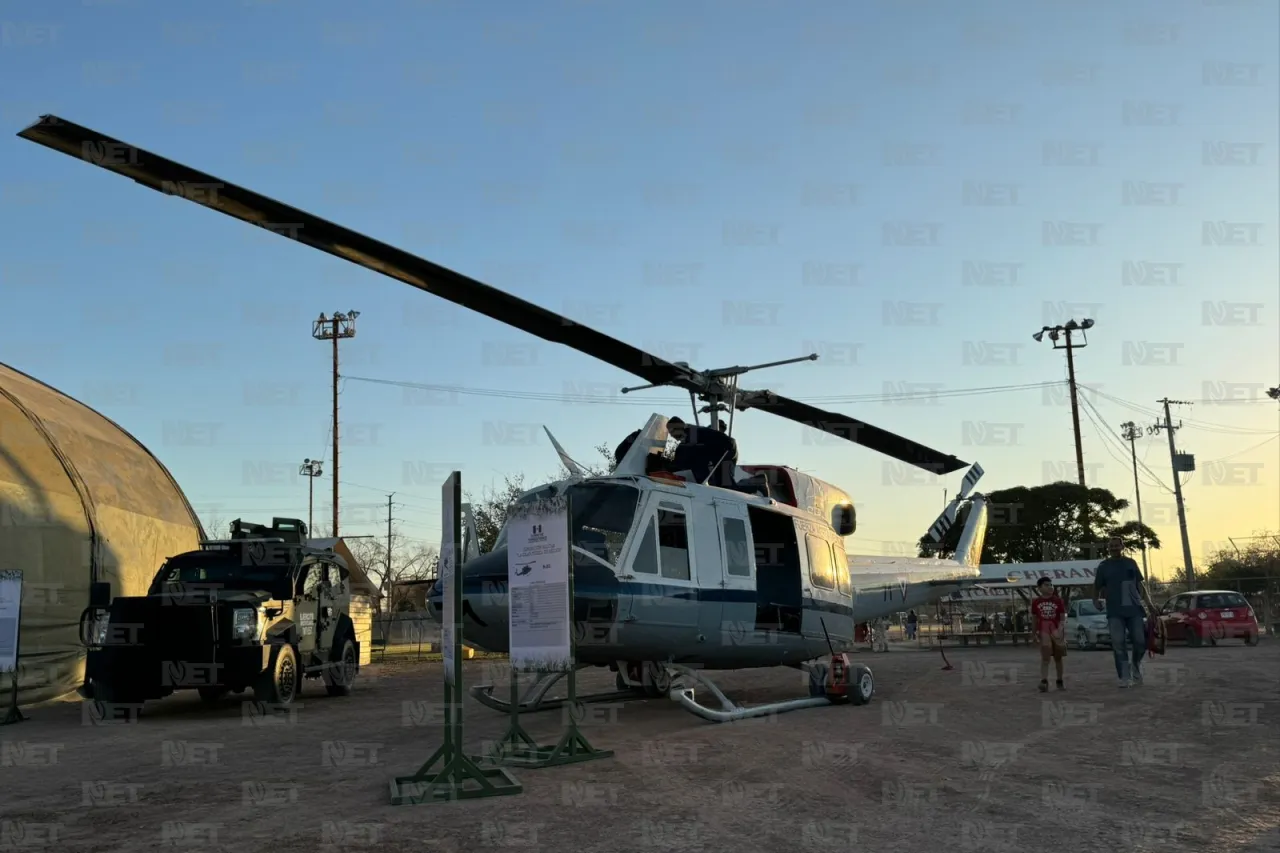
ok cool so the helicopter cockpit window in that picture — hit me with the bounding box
[631,519,659,575]
[656,509,691,581]
[566,483,640,569]
[805,534,835,590]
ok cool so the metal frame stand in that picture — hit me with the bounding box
[474,495,611,769]
[390,472,521,805]
[1,673,25,726]
[471,667,635,714]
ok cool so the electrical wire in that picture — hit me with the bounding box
[1198,433,1279,464]
[1077,396,1172,494]
[1077,395,1174,494]
[344,374,1063,406]
[1083,385,1277,435]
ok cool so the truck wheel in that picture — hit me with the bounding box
[198,687,229,704]
[254,644,299,706]
[324,638,358,697]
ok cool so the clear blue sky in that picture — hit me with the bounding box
[3,0,1277,578]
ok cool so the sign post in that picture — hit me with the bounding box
[0,570,27,725]
[479,496,611,768]
[390,473,521,805]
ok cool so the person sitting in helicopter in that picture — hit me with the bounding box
[668,416,738,487]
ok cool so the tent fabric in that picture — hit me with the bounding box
[0,362,204,705]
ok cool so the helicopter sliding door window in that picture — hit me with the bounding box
[805,534,835,590]
[829,542,850,595]
[656,509,691,581]
[722,518,751,577]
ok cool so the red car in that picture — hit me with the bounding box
[1158,590,1259,646]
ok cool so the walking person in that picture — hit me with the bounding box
[906,609,918,641]
[1094,536,1147,688]
[1031,577,1067,692]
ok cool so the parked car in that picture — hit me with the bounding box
[1066,598,1111,650]
[1158,590,1259,647]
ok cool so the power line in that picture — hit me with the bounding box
[344,374,1062,406]
[1077,395,1172,494]
[1083,385,1277,435]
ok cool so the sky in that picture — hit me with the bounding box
[2,0,1278,580]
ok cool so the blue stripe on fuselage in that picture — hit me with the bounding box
[431,574,853,617]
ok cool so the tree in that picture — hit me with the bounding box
[919,481,1161,564]
[345,531,438,616]
[1197,535,1280,596]
[465,442,617,553]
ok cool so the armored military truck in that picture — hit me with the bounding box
[79,517,359,708]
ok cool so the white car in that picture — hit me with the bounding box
[1066,598,1111,650]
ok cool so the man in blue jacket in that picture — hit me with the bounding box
[1093,536,1147,688]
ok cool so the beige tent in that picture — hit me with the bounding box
[0,362,205,705]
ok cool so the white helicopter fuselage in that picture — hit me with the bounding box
[430,467,989,671]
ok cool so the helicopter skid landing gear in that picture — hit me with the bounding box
[665,664,852,724]
[471,668,635,715]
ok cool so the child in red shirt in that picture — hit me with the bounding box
[1030,577,1067,692]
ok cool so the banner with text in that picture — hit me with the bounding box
[0,571,23,674]
[506,498,572,674]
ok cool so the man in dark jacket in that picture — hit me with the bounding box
[669,417,738,486]
[1094,536,1147,688]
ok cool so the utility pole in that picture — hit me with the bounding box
[1269,386,1279,534]
[1119,422,1149,577]
[312,311,360,538]
[1153,398,1196,590]
[386,493,394,609]
[299,458,324,534]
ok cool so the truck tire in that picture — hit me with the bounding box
[324,637,358,697]
[254,644,300,706]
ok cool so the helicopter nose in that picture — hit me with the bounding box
[426,548,510,653]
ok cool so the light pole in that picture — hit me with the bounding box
[312,311,359,538]
[1032,318,1094,488]
[300,458,324,534]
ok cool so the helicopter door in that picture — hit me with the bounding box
[712,500,756,641]
[800,531,852,645]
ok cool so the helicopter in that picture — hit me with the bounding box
[19,114,1009,721]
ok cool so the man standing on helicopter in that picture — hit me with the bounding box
[668,416,738,487]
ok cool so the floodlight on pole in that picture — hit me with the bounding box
[312,311,359,538]
[300,458,324,534]
[1033,318,1094,489]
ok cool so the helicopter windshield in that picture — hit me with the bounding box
[493,484,560,551]
[492,482,640,570]
[565,482,640,569]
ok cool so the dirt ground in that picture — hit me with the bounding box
[2,641,1277,853]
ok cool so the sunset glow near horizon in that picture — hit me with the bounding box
[2,1,1277,581]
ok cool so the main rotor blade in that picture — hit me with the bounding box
[17,115,690,390]
[740,392,968,474]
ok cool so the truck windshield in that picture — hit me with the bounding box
[149,553,294,596]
